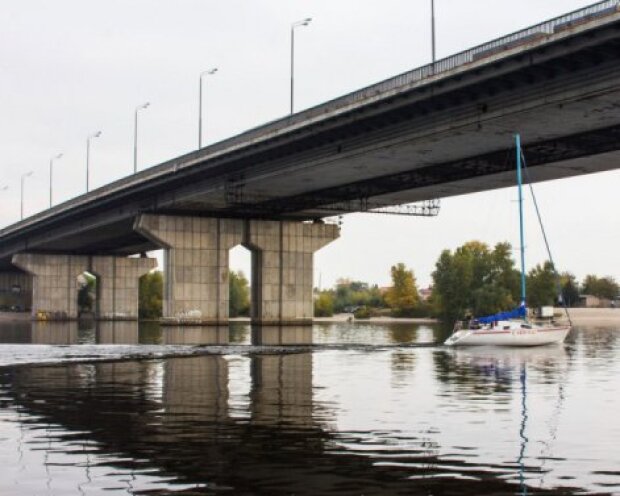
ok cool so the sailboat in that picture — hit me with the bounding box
[445,134,571,347]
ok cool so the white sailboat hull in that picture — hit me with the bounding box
[444,325,570,347]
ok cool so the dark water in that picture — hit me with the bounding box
[0,321,618,495]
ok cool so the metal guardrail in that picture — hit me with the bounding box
[204,0,620,155]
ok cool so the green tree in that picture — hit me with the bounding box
[229,270,250,317]
[582,275,619,300]
[526,262,557,308]
[332,279,385,312]
[314,291,335,317]
[385,263,419,317]
[139,271,163,319]
[559,272,579,307]
[431,241,520,321]
[78,273,96,314]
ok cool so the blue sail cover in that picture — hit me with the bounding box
[475,304,526,324]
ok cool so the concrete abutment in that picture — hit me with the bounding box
[134,214,339,325]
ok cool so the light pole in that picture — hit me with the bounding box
[49,152,63,208]
[199,68,218,149]
[431,0,436,63]
[86,131,101,192]
[291,17,312,115]
[20,171,33,220]
[134,102,150,173]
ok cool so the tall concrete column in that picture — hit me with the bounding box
[91,256,156,320]
[12,254,89,320]
[135,214,339,325]
[12,253,156,321]
[248,221,339,325]
[135,215,243,324]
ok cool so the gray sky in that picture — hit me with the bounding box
[1,0,618,289]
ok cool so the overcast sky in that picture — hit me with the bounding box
[1,0,618,289]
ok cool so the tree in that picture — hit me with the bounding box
[314,291,335,317]
[582,275,619,300]
[385,263,419,317]
[527,262,557,308]
[559,272,579,307]
[332,279,385,312]
[78,273,96,314]
[431,241,520,321]
[139,271,163,319]
[229,270,250,317]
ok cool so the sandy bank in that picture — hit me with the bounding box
[559,308,620,327]
[313,314,437,325]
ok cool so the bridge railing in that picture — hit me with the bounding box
[201,0,620,158]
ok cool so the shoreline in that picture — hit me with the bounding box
[3,309,618,327]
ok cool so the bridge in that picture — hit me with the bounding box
[2,0,620,324]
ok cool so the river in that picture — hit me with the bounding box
[0,320,618,495]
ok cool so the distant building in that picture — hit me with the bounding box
[419,287,433,302]
[579,294,612,308]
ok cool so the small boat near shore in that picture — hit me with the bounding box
[445,134,571,347]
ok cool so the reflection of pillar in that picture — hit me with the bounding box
[92,257,157,320]
[31,322,79,344]
[12,254,89,320]
[96,321,139,344]
[251,353,313,426]
[251,325,313,345]
[0,271,32,311]
[162,326,229,345]
[163,356,229,420]
[135,214,339,325]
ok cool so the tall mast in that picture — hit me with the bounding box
[516,134,527,308]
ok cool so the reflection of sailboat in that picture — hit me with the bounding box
[446,135,570,347]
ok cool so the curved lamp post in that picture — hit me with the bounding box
[49,152,63,208]
[290,17,312,114]
[199,68,218,149]
[134,102,150,173]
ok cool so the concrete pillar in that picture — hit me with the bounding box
[91,256,156,320]
[248,221,339,325]
[135,214,339,325]
[0,271,33,312]
[12,253,156,321]
[12,254,89,320]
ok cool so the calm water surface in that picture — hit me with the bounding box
[0,320,618,495]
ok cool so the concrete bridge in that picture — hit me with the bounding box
[2,0,620,324]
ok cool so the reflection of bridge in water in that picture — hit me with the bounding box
[0,331,577,495]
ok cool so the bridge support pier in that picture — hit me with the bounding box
[91,256,157,320]
[135,214,339,325]
[12,253,156,321]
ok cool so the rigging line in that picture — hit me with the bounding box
[520,150,573,326]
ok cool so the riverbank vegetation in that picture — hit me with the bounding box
[132,241,618,322]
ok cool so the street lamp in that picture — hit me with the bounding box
[199,68,218,149]
[290,17,312,115]
[86,131,101,192]
[20,171,33,220]
[431,0,436,63]
[49,152,63,208]
[134,102,150,173]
